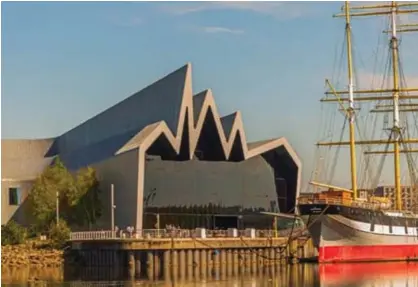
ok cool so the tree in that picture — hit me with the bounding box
[28,157,75,230]
[1,220,27,245]
[68,167,102,229]
[48,219,71,248]
[27,157,102,231]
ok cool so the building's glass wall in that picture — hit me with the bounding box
[143,155,289,230]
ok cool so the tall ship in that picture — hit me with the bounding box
[297,1,418,262]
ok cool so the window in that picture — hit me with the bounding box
[8,187,21,206]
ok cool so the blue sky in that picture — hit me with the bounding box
[2,1,418,187]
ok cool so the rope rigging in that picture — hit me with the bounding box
[320,25,349,186]
[328,117,347,183]
[372,133,393,190]
[310,3,417,198]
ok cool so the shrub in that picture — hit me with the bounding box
[48,219,71,248]
[1,220,27,246]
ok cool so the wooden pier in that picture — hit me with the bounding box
[66,228,316,280]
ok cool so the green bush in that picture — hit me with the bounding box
[1,220,27,246]
[48,219,71,248]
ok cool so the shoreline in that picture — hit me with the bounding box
[1,240,64,268]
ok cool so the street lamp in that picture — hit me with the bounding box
[56,191,59,225]
[111,184,116,237]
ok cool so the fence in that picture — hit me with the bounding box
[69,227,308,241]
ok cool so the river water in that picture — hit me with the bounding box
[2,262,418,286]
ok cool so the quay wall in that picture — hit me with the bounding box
[67,231,316,281]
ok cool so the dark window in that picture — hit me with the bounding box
[8,187,21,206]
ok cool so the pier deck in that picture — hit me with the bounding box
[67,228,316,280]
[70,228,309,250]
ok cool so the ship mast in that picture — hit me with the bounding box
[344,2,358,200]
[389,1,402,210]
[312,1,418,211]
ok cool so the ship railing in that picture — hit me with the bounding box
[297,196,386,210]
[69,228,295,241]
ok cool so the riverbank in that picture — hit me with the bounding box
[1,240,64,267]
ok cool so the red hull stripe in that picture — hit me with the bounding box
[319,245,418,263]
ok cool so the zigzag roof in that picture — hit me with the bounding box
[2,63,301,177]
[115,63,301,168]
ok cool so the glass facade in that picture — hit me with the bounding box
[142,155,291,230]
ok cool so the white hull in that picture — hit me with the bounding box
[300,213,418,262]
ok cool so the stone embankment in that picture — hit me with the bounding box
[1,241,64,267]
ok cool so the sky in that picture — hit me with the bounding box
[2,1,418,189]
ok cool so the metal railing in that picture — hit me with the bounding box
[69,228,301,241]
[297,195,390,211]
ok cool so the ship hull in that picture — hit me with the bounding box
[298,204,418,263]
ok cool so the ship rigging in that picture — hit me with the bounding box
[297,1,418,263]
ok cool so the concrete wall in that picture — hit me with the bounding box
[1,180,33,226]
[2,148,141,229]
[1,139,54,226]
[1,139,54,180]
[92,149,140,230]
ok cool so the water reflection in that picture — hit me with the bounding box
[3,262,418,286]
[319,262,418,287]
[1,266,64,285]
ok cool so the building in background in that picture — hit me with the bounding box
[1,63,302,230]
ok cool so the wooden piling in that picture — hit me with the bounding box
[146,251,154,279]
[68,229,316,280]
[179,250,186,280]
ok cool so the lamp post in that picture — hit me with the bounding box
[56,191,59,225]
[111,184,116,238]
[273,216,278,238]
